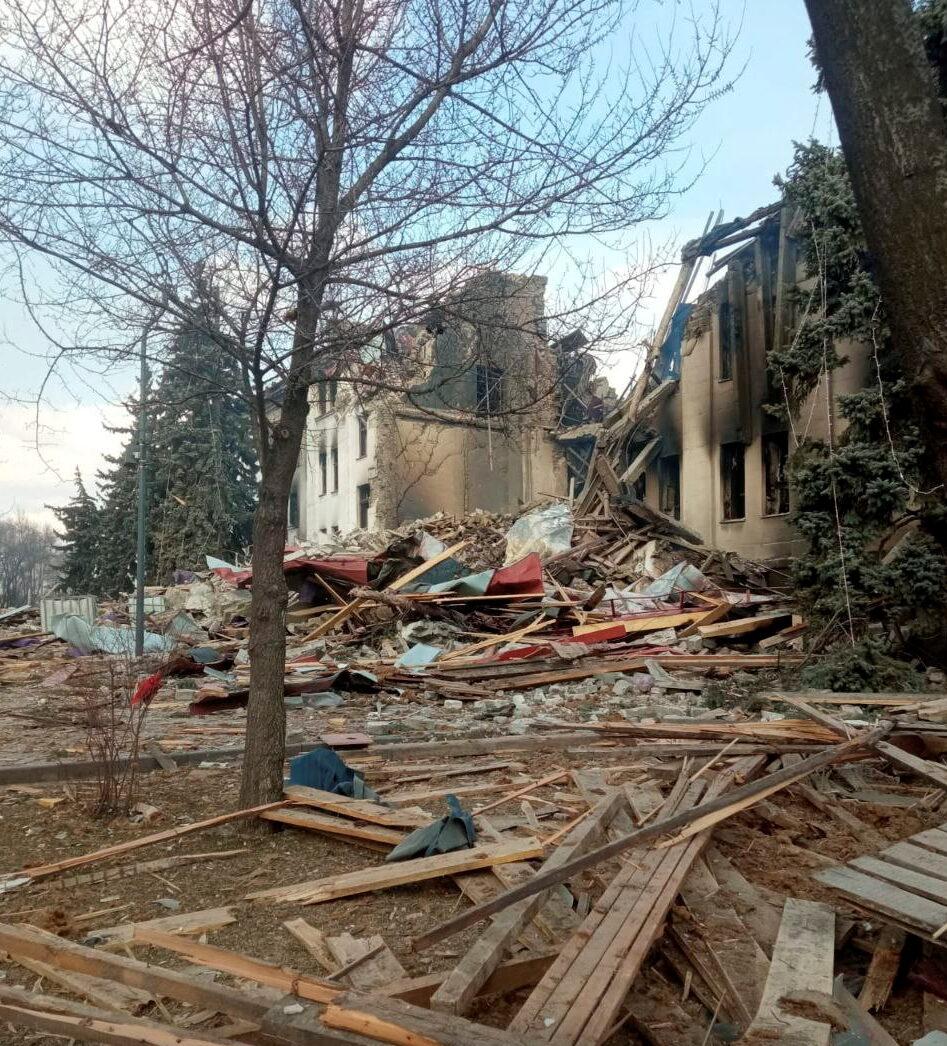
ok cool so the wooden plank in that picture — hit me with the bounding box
[617,435,661,486]
[704,847,782,955]
[388,541,470,592]
[323,989,544,1046]
[411,727,886,948]
[697,611,791,639]
[911,827,947,856]
[283,917,339,974]
[285,786,428,827]
[764,691,940,707]
[85,906,236,948]
[874,741,947,792]
[16,801,288,881]
[572,611,706,638]
[472,770,570,816]
[835,976,900,1046]
[678,600,729,639]
[878,840,947,882]
[814,865,947,933]
[858,926,905,1013]
[262,807,406,849]
[429,790,624,1015]
[0,922,284,1029]
[10,955,153,1014]
[379,949,558,1007]
[0,987,248,1046]
[247,839,545,905]
[132,928,340,1004]
[851,855,947,905]
[326,933,406,989]
[743,899,834,1045]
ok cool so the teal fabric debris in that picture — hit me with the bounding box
[426,569,494,596]
[395,643,443,668]
[385,794,476,862]
[642,562,711,599]
[288,747,379,800]
[52,615,175,656]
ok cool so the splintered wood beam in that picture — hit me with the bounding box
[14,801,289,882]
[134,928,340,1004]
[411,725,890,949]
[0,986,246,1046]
[247,839,545,906]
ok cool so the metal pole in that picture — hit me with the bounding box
[134,329,148,657]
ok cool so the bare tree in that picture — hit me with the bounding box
[0,0,734,803]
[0,513,56,606]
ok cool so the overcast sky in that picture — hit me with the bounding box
[0,0,830,525]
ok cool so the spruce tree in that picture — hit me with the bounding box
[49,469,102,594]
[148,304,257,581]
[95,403,148,597]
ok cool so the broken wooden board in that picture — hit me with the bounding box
[284,785,429,827]
[0,984,244,1046]
[858,926,905,1013]
[262,806,406,850]
[283,917,339,974]
[14,801,288,882]
[89,906,236,948]
[326,932,406,989]
[9,954,153,1014]
[743,898,834,1045]
[247,839,545,906]
[815,819,947,940]
[697,611,791,639]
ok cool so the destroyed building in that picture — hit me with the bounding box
[290,272,571,540]
[575,203,873,561]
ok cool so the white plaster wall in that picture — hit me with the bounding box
[299,401,377,539]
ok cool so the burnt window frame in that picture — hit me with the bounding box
[762,431,791,516]
[475,364,503,415]
[720,441,746,522]
[658,454,681,520]
[356,482,371,529]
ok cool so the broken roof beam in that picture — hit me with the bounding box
[682,201,782,262]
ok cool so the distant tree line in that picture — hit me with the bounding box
[0,513,56,607]
[53,309,258,597]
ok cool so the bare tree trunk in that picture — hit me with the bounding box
[238,315,315,808]
[804,0,947,490]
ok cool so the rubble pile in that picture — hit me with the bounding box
[4,506,947,1044]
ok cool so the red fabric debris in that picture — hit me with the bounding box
[132,670,164,707]
[211,555,372,588]
[485,553,544,596]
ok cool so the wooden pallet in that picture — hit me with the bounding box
[815,823,947,940]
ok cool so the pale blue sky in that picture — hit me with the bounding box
[0,0,829,521]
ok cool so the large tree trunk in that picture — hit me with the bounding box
[238,302,317,808]
[804,0,947,490]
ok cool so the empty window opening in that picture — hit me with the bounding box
[721,442,745,521]
[763,432,790,515]
[632,472,646,501]
[331,445,339,493]
[658,455,681,520]
[317,380,327,415]
[329,379,338,407]
[357,483,371,529]
[475,365,503,414]
[357,415,368,458]
[319,448,327,495]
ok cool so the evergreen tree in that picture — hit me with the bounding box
[148,303,257,581]
[95,402,148,597]
[49,469,101,593]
